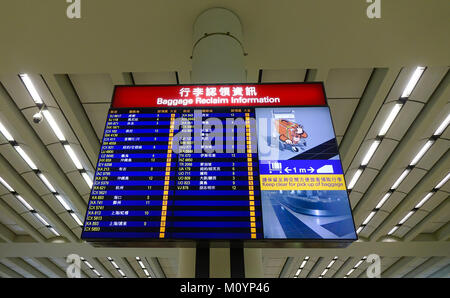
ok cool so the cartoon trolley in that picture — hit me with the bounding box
[275,119,308,152]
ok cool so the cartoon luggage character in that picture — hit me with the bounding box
[275,119,308,152]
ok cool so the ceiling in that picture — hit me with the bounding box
[0,0,449,278]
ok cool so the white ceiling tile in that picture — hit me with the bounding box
[385,67,418,102]
[6,224,27,235]
[260,69,306,82]
[26,74,58,108]
[428,202,450,224]
[366,210,389,230]
[423,103,450,138]
[415,139,449,170]
[21,172,51,196]
[41,193,68,214]
[420,191,449,213]
[47,143,78,173]
[402,209,429,228]
[36,227,56,239]
[71,226,83,238]
[66,171,91,196]
[0,259,33,278]
[358,224,376,238]
[396,168,427,194]
[0,74,35,109]
[325,68,372,99]
[0,144,31,174]
[1,193,29,215]
[367,138,398,170]
[0,212,16,225]
[58,212,80,230]
[420,222,443,234]
[132,72,178,85]
[385,101,424,141]
[349,191,363,209]
[328,98,359,136]
[380,191,407,213]
[365,101,398,139]
[353,168,379,193]
[69,74,114,103]
[393,225,411,238]
[21,212,47,230]
[409,67,449,103]
[83,103,110,141]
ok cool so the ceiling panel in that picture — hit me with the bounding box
[325,68,372,99]
[327,98,359,137]
[352,168,379,194]
[0,74,35,109]
[415,139,449,170]
[0,144,32,174]
[83,103,110,141]
[69,74,114,103]
[385,101,424,141]
[21,212,46,230]
[0,259,33,278]
[349,190,363,209]
[367,138,399,170]
[46,143,78,173]
[20,172,52,197]
[6,224,27,235]
[1,193,29,215]
[409,67,449,103]
[66,171,91,196]
[132,71,178,85]
[402,210,429,228]
[260,69,306,83]
[420,190,449,213]
[380,191,407,213]
[385,67,417,102]
[396,168,428,194]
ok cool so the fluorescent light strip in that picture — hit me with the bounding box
[70,212,83,226]
[354,260,364,268]
[14,146,38,170]
[144,269,150,277]
[42,110,66,141]
[415,192,434,209]
[410,140,434,166]
[361,140,380,166]
[379,104,402,136]
[346,268,355,276]
[82,172,93,189]
[356,226,364,234]
[37,173,56,193]
[435,173,450,189]
[63,145,83,170]
[0,121,14,141]
[348,169,363,190]
[0,176,14,192]
[320,268,328,276]
[401,66,426,98]
[362,211,376,226]
[92,269,101,277]
[34,213,50,226]
[118,269,126,277]
[55,194,72,211]
[19,74,43,104]
[15,195,34,211]
[375,192,391,209]
[388,226,399,235]
[398,210,415,225]
[49,227,60,236]
[111,261,119,269]
[295,269,301,276]
[391,169,410,190]
[84,261,94,269]
[300,260,307,269]
[433,113,450,136]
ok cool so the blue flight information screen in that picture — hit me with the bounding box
[81,84,357,242]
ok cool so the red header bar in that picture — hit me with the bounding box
[112,83,326,108]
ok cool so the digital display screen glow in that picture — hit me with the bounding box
[81,83,357,242]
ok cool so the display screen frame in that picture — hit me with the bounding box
[81,82,357,248]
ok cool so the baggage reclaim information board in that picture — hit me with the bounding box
[81,83,357,243]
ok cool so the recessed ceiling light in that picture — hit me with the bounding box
[401,66,426,98]
[379,103,402,136]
